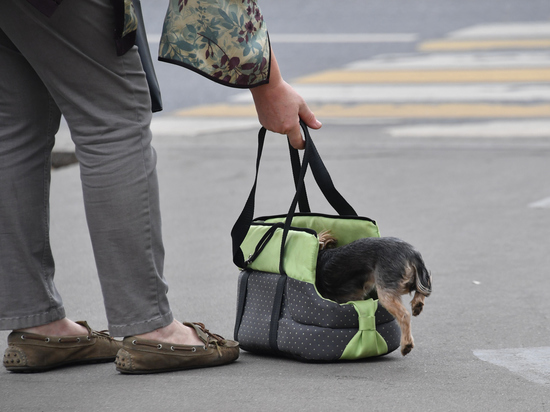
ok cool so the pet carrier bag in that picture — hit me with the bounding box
[231,122,401,362]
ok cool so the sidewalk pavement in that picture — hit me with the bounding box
[2,121,550,411]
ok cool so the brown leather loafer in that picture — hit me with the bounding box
[3,321,121,373]
[115,322,239,374]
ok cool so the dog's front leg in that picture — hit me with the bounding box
[377,291,414,356]
[410,291,425,316]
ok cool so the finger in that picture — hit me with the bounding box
[287,123,305,150]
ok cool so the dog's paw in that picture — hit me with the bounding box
[401,342,414,356]
[412,301,424,316]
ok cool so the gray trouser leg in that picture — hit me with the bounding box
[0,26,65,329]
[0,0,173,336]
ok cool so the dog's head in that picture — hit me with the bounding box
[318,230,337,250]
[316,236,374,304]
[315,265,372,304]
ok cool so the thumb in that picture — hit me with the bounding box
[299,104,322,130]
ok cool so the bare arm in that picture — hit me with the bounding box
[250,52,322,149]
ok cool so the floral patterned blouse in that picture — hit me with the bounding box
[26,0,269,88]
[158,0,271,88]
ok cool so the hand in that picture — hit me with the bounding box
[250,54,322,149]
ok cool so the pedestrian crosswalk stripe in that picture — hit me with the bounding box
[150,118,260,137]
[345,52,550,70]
[448,22,550,39]
[175,104,257,117]
[419,39,550,51]
[387,120,550,138]
[175,103,550,118]
[295,69,550,84]
[232,84,550,103]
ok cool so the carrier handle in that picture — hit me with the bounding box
[278,122,356,274]
[232,121,357,270]
[287,125,357,218]
[288,140,311,213]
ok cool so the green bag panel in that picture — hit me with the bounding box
[340,300,389,359]
[240,214,381,284]
[259,214,381,246]
[240,225,319,283]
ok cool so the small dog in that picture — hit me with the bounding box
[315,231,432,356]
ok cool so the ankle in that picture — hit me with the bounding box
[135,320,203,346]
[18,318,88,336]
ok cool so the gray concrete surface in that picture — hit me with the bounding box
[2,124,549,411]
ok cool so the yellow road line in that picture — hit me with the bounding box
[176,103,550,118]
[295,69,550,84]
[176,104,258,117]
[419,39,550,51]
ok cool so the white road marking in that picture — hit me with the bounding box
[386,120,550,138]
[529,197,550,209]
[150,117,259,136]
[231,84,550,103]
[345,51,550,70]
[473,347,550,385]
[449,22,550,39]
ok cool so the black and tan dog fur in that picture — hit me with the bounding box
[315,231,432,356]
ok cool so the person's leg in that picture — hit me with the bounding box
[0,25,68,331]
[1,0,240,374]
[0,0,172,337]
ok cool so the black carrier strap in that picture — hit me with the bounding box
[269,276,287,353]
[233,270,251,341]
[288,139,311,213]
[231,122,357,269]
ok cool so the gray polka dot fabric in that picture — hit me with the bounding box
[235,270,280,354]
[235,269,401,361]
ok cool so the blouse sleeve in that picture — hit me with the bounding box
[115,0,139,56]
[158,0,270,88]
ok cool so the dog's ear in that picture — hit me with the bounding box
[318,230,337,250]
[415,264,432,296]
